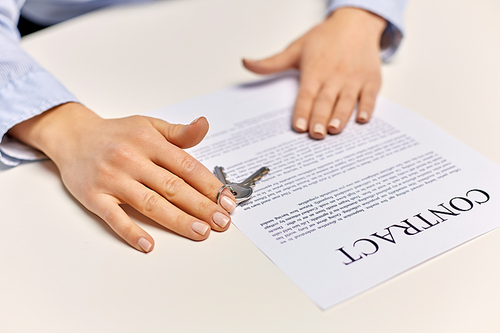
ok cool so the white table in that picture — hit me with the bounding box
[2,0,500,331]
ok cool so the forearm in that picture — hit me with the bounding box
[0,0,79,165]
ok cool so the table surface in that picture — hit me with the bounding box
[2,0,500,332]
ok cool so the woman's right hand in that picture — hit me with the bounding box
[8,102,237,253]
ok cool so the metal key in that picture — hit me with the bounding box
[214,166,253,204]
[238,167,270,188]
[214,166,229,185]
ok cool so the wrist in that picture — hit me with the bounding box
[327,7,387,44]
[8,103,102,164]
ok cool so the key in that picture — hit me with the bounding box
[229,166,270,204]
[214,166,253,204]
[238,167,270,188]
[214,166,229,185]
[229,167,269,204]
[229,183,253,204]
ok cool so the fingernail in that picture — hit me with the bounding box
[313,123,326,136]
[138,237,152,253]
[220,195,236,213]
[358,111,369,122]
[213,211,230,228]
[328,118,341,130]
[295,117,307,132]
[192,222,210,236]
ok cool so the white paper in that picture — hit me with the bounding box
[148,73,500,309]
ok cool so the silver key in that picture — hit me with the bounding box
[230,167,270,204]
[214,166,253,204]
[214,166,229,185]
[238,167,270,188]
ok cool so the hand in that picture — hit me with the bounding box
[8,103,237,253]
[243,7,387,139]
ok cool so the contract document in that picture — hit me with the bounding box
[148,73,500,309]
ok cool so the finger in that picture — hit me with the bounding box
[138,163,232,231]
[292,75,322,133]
[150,146,235,209]
[219,188,237,213]
[146,118,236,211]
[356,80,380,124]
[119,180,212,240]
[308,83,341,140]
[91,194,155,253]
[242,38,303,74]
[148,116,209,149]
[327,86,360,135]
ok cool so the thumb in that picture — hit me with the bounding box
[148,116,209,149]
[242,38,303,74]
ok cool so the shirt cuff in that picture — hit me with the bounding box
[0,70,78,166]
[327,0,408,61]
[0,135,48,166]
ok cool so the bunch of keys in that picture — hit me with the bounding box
[214,166,270,205]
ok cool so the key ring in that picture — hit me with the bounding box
[216,184,229,206]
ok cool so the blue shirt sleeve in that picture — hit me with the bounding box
[0,0,78,166]
[327,0,409,61]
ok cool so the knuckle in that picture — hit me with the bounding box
[178,155,199,176]
[315,91,336,105]
[124,118,158,143]
[129,115,153,129]
[340,88,358,102]
[364,86,379,98]
[120,223,134,240]
[106,142,137,165]
[93,160,113,179]
[100,206,117,224]
[334,102,354,117]
[162,175,184,198]
[131,128,156,145]
[78,180,101,203]
[298,86,317,100]
[141,191,159,213]
[333,63,351,77]
[98,203,137,242]
[196,199,213,216]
